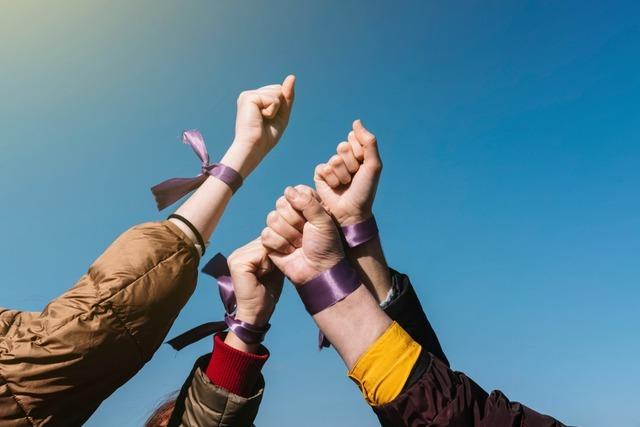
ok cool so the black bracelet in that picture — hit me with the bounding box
[168,214,206,256]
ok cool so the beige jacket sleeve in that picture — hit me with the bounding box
[0,221,199,427]
[172,355,264,427]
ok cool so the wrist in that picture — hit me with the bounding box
[220,140,260,179]
[234,307,272,329]
[338,212,373,227]
[347,236,392,303]
[224,330,261,354]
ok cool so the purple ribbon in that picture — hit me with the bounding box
[341,216,379,248]
[166,253,270,351]
[151,130,244,211]
[295,258,362,349]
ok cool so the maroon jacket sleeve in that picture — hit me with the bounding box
[384,269,449,367]
[373,353,568,427]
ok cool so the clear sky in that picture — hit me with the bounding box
[1,1,639,426]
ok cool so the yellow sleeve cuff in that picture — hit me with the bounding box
[348,321,422,406]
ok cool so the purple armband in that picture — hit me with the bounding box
[296,258,361,315]
[295,258,361,350]
[166,253,269,350]
[151,130,243,211]
[341,216,379,248]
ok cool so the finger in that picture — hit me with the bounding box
[239,92,280,119]
[353,120,382,170]
[337,141,360,173]
[261,96,281,119]
[284,185,333,228]
[228,238,271,275]
[282,75,295,105]
[261,227,295,254]
[348,130,365,162]
[258,86,285,102]
[279,75,296,123]
[257,84,282,92]
[267,210,303,247]
[276,195,305,231]
[328,155,352,185]
[314,164,341,188]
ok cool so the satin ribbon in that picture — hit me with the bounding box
[166,253,270,351]
[295,258,362,349]
[341,216,379,248]
[151,130,244,211]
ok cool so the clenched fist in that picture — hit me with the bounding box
[228,75,296,177]
[227,239,284,327]
[261,185,344,285]
[314,120,382,226]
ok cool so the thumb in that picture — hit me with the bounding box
[353,119,382,171]
[284,185,332,228]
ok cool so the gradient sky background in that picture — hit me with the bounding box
[1,1,639,426]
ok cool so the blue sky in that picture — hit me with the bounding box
[1,1,639,426]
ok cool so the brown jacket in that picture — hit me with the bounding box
[0,221,199,426]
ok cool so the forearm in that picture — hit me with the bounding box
[347,235,392,303]
[312,284,392,369]
[170,142,253,244]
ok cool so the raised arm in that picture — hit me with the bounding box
[168,240,284,427]
[262,185,391,367]
[314,120,448,364]
[171,75,296,244]
[313,119,390,302]
[261,186,567,427]
[0,77,295,427]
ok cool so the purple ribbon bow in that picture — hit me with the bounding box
[151,130,243,211]
[166,253,270,351]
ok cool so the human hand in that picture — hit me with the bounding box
[314,120,382,226]
[223,75,296,178]
[261,185,344,285]
[227,239,284,328]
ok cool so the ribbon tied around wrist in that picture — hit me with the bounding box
[295,258,362,350]
[167,253,270,351]
[151,130,243,211]
[341,216,379,248]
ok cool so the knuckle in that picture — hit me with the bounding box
[260,227,271,241]
[266,210,278,226]
[227,252,240,268]
[337,141,350,153]
[276,196,287,209]
[329,155,342,165]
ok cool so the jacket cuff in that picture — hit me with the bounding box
[205,333,269,398]
[348,322,422,406]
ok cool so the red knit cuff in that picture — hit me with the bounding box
[205,333,269,398]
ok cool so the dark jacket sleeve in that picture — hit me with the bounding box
[383,269,449,367]
[169,354,264,427]
[373,353,567,427]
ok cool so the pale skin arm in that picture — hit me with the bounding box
[170,75,296,244]
[315,120,392,302]
[262,185,391,368]
[313,284,392,369]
